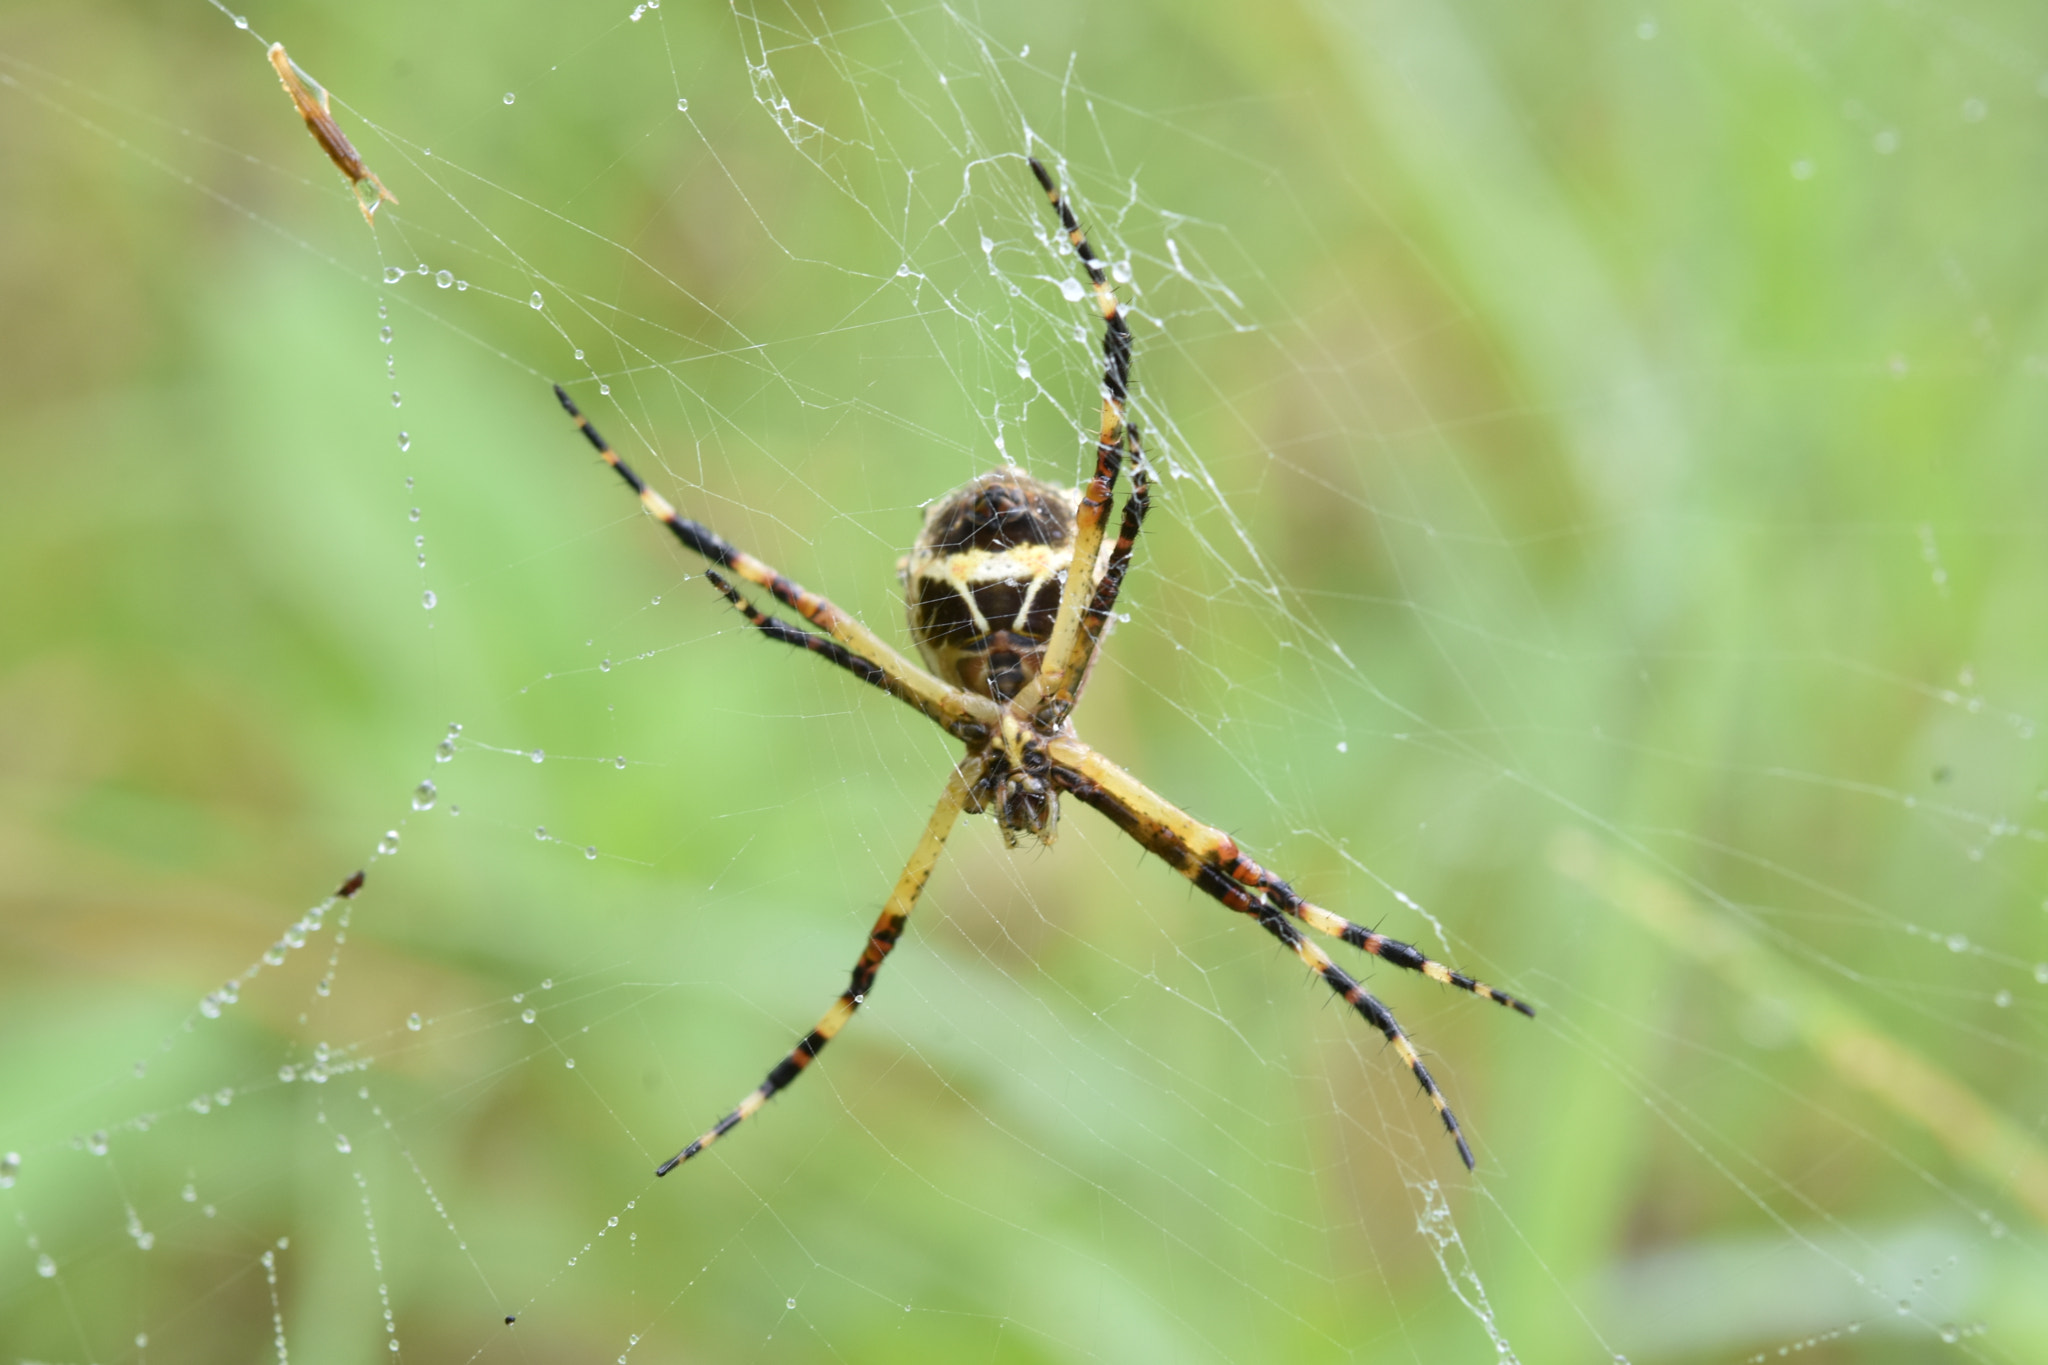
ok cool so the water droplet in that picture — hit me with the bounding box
[529,291,544,310]
[423,590,438,610]
[407,1012,423,1031]
[457,279,469,291]
[379,325,393,344]
[615,755,627,769]
[1337,741,1348,753]
[279,1063,297,1082]
[530,749,545,764]
[598,658,613,673]
[182,1182,197,1202]
[503,92,516,105]
[412,779,437,811]
[541,978,554,990]
[536,825,549,841]
[677,97,689,111]
[435,270,453,289]
[36,1253,56,1278]
[584,846,597,860]
[391,391,403,408]
[1995,989,2013,1007]
[598,382,610,396]
[1940,1324,1960,1343]
[786,1297,797,1309]
[0,1152,18,1188]
[88,1131,109,1156]
[1946,933,1969,953]
[233,14,248,29]
[378,830,400,856]
[1059,276,1085,302]
[564,1057,576,1069]
[573,348,585,361]
[383,266,405,284]
[521,1008,536,1024]
[1014,355,1032,380]
[436,737,456,762]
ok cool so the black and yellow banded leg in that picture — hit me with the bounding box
[700,568,898,697]
[656,759,985,1175]
[1052,749,1487,1169]
[1022,157,1134,715]
[1045,732,1532,1017]
[554,384,996,745]
[1187,864,1476,1168]
[1040,427,1152,732]
[1238,865,1534,1017]
[1028,156,1131,402]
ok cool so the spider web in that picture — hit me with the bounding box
[4,0,2047,1361]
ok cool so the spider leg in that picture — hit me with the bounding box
[555,384,997,744]
[1048,735,1533,1169]
[656,758,984,1175]
[700,568,909,702]
[1021,157,1134,718]
[1048,734,1531,1013]
[1058,767,1477,1169]
[1232,860,1534,1016]
[1038,426,1151,731]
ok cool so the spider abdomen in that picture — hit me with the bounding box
[902,471,1081,702]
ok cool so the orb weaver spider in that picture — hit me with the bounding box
[554,157,1534,1176]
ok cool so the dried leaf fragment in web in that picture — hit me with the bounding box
[267,42,397,224]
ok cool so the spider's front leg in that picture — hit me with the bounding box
[657,756,987,1174]
[1046,733,1532,1170]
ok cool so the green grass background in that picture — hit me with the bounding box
[3,1,2046,1361]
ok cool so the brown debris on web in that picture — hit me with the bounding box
[267,42,397,224]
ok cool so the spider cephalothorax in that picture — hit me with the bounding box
[555,155,1533,1180]
[969,712,1061,845]
[901,471,1089,704]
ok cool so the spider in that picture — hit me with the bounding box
[554,157,1534,1176]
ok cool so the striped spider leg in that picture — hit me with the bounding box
[1046,735,1531,1170]
[1011,156,1139,732]
[656,757,988,1173]
[554,384,998,748]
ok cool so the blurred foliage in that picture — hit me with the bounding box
[3,1,2047,1362]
